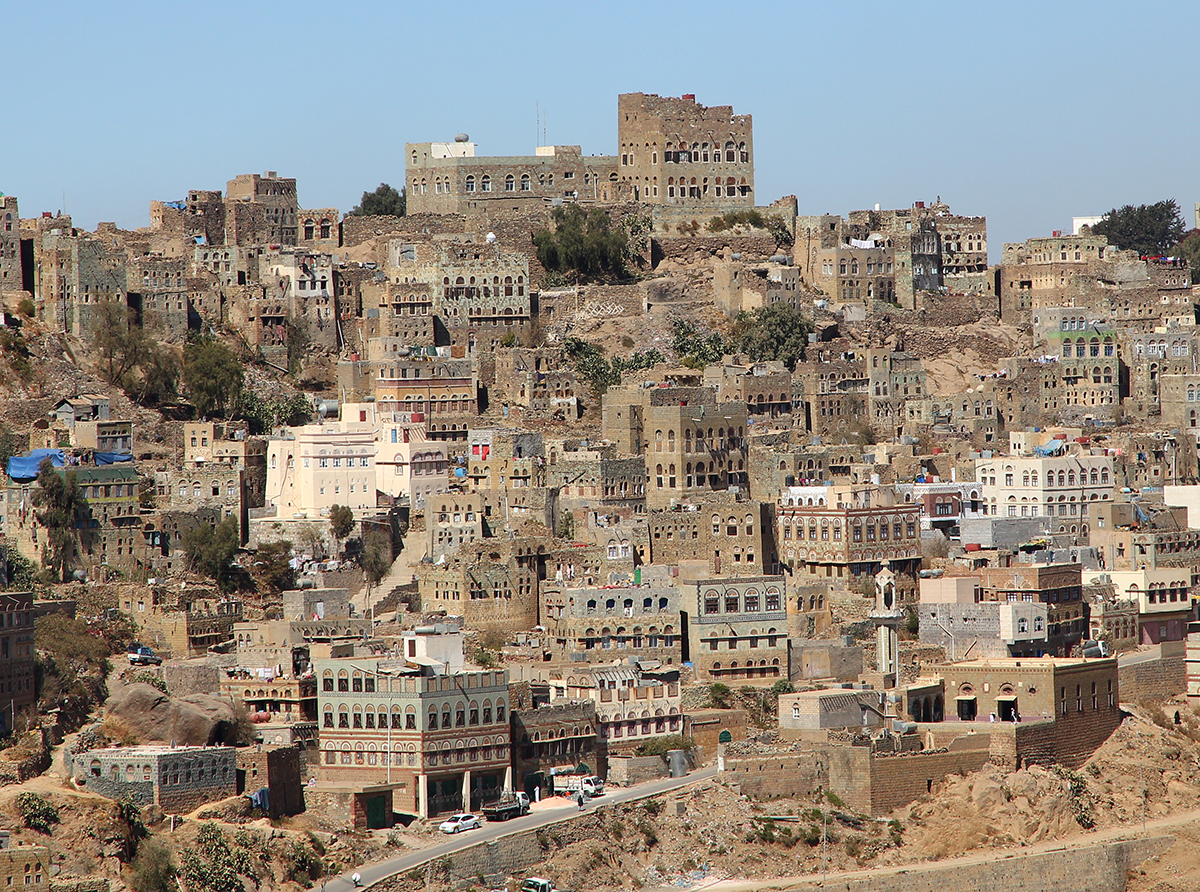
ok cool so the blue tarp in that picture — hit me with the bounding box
[1033,439,1067,457]
[94,452,134,466]
[6,449,65,483]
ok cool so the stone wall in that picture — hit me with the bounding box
[652,234,776,268]
[163,662,221,696]
[719,750,827,801]
[1120,642,1187,702]
[866,744,993,815]
[763,835,1172,892]
[607,754,668,786]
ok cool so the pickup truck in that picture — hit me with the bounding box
[521,878,568,892]
[481,791,531,822]
[127,646,163,666]
[554,774,604,797]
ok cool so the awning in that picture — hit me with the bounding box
[954,695,977,701]
[995,695,1018,701]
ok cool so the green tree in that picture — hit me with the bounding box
[183,516,241,591]
[15,793,59,834]
[534,205,628,279]
[350,183,406,217]
[1091,200,1187,256]
[0,423,18,471]
[254,540,294,594]
[328,504,355,547]
[360,536,391,586]
[671,319,731,367]
[183,338,244,418]
[33,459,90,582]
[133,343,179,408]
[1176,229,1200,285]
[731,304,812,370]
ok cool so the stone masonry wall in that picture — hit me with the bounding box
[867,746,992,815]
[769,835,1172,892]
[719,752,827,801]
[1120,646,1186,702]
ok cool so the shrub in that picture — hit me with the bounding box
[634,735,695,758]
[17,298,35,318]
[128,840,176,892]
[16,793,59,834]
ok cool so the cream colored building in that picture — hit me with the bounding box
[1083,568,1192,618]
[975,444,1114,535]
[265,423,378,515]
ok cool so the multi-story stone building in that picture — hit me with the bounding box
[551,660,682,753]
[427,491,486,559]
[225,172,298,247]
[510,701,602,794]
[679,573,788,683]
[315,625,511,817]
[812,238,895,304]
[35,227,128,337]
[542,581,681,664]
[618,92,753,209]
[979,563,1087,656]
[648,495,776,577]
[975,440,1114,538]
[0,831,48,892]
[601,382,748,510]
[940,657,1120,767]
[0,591,35,734]
[405,140,620,215]
[0,195,24,294]
[703,357,793,419]
[127,254,190,338]
[265,422,378,515]
[776,485,922,602]
[374,359,476,442]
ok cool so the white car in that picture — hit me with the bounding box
[439,813,481,834]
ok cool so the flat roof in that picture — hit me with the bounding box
[946,656,1114,669]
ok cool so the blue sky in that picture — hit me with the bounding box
[6,1,1198,257]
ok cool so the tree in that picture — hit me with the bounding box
[133,343,179,408]
[34,459,90,582]
[328,504,355,547]
[254,540,295,594]
[183,338,244,418]
[1176,229,1200,285]
[671,319,731,368]
[731,304,813,370]
[128,839,176,892]
[183,516,241,591]
[94,302,145,386]
[1091,200,1187,256]
[350,183,406,217]
[360,536,391,586]
[534,205,628,280]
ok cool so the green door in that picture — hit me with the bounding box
[365,794,387,829]
[718,730,732,744]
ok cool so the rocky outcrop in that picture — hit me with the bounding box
[104,683,242,746]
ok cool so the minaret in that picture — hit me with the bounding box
[870,563,904,688]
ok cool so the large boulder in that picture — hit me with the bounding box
[105,683,242,746]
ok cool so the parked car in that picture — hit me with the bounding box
[127,645,162,666]
[438,813,480,834]
[521,878,569,892]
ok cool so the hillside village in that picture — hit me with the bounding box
[2,91,1200,892]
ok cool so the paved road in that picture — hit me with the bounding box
[332,767,719,889]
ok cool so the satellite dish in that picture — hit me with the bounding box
[486,232,497,244]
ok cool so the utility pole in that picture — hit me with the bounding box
[821,805,828,883]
